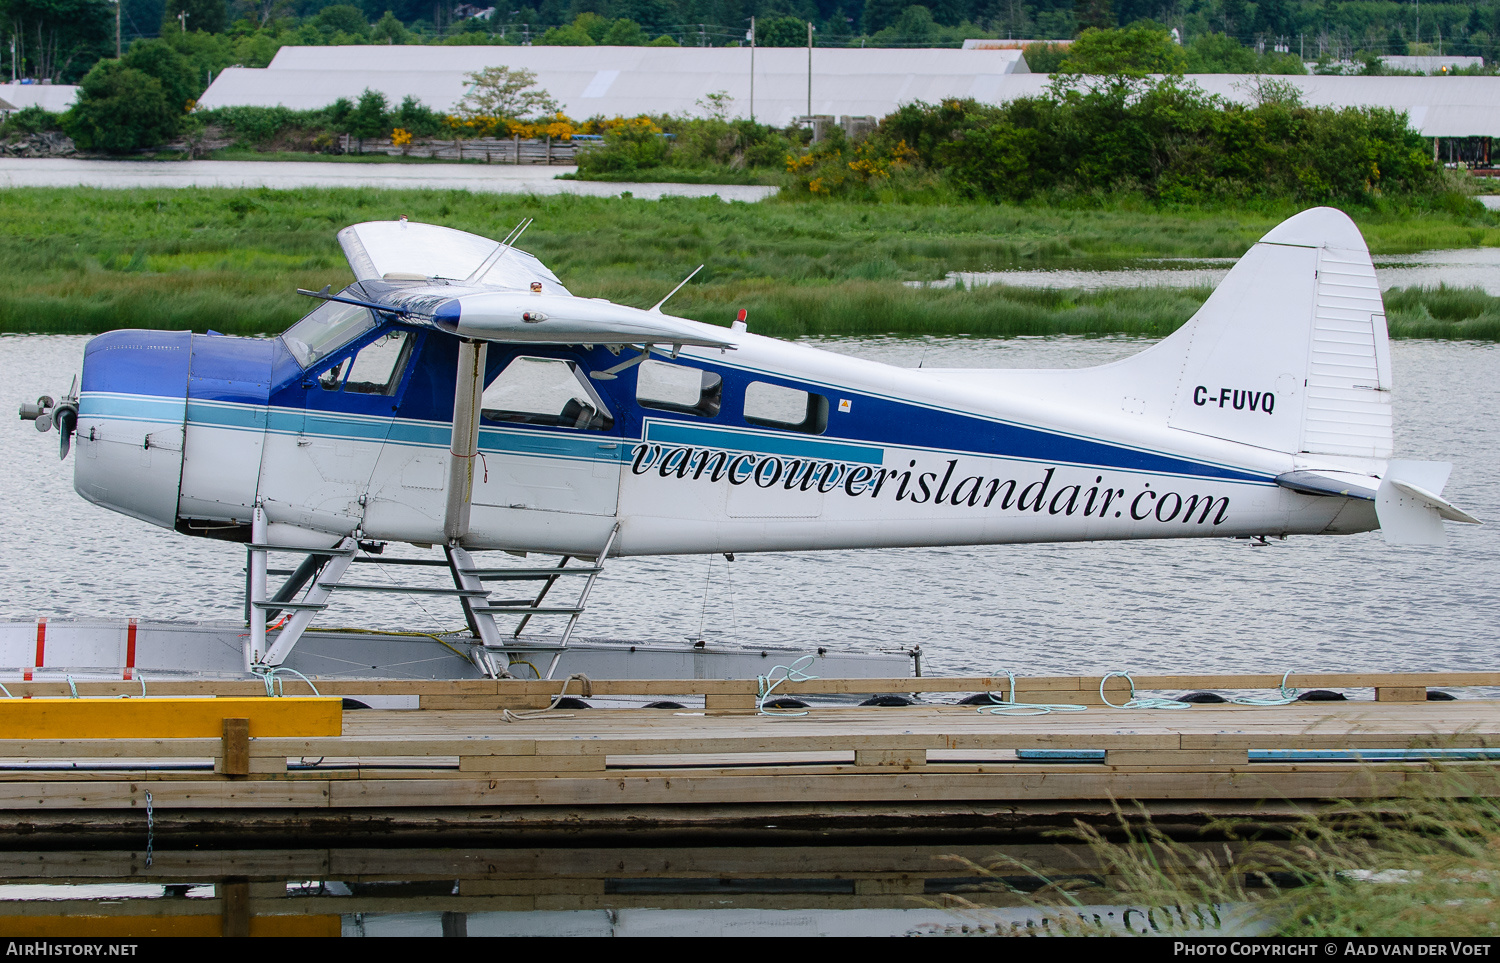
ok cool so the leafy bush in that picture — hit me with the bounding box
[0,106,65,137]
[64,61,181,153]
[786,80,1444,205]
[120,39,202,113]
[575,113,805,176]
[393,96,445,138]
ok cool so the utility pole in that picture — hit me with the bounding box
[807,21,813,123]
[178,9,187,32]
[115,1,120,57]
[749,17,755,123]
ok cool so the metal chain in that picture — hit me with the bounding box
[144,790,154,868]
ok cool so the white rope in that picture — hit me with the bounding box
[1100,671,1192,710]
[758,654,819,716]
[252,665,321,697]
[975,671,1089,716]
[502,673,592,722]
[1230,669,1300,706]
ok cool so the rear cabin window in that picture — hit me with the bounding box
[744,381,828,435]
[636,360,722,418]
[481,356,614,431]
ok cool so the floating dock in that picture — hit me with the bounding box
[0,671,1495,845]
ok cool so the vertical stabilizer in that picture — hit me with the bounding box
[1163,207,1392,458]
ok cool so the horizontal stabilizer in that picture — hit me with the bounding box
[1389,480,1481,525]
[1275,470,1377,501]
[1375,460,1480,546]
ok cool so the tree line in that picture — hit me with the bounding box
[5,0,1500,85]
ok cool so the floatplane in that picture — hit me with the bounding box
[11,207,1478,684]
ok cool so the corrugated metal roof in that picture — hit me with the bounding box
[972,74,1500,136]
[1181,75,1500,136]
[199,45,1028,126]
[0,84,79,113]
[196,49,1500,136]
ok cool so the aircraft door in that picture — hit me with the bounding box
[470,353,622,517]
[258,326,415,544]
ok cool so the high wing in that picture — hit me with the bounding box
[324,219,735,551]
[334,220,733,350]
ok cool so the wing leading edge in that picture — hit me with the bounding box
[331,219,735,351]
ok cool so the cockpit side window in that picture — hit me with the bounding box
[314,331,412,396]
[282,291,377,369]
[344,331,412,395]
[481,356,615,431]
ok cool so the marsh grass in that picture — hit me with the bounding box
[0,186,1496,338]
[939,770,1500,937]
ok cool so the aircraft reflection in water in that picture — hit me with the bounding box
[19,208,1478,675]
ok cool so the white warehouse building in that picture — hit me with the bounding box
[197,45,1031,127]
[196,45,1500,144]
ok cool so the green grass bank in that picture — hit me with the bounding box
[1,186,1497,340]
[969,779,1500,938]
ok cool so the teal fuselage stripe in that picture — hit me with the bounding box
[84,393,1267,481]
[81,394,186,422]
[645,422,884,465]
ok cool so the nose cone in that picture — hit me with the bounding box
[73,331,191,529]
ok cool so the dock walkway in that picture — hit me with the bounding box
[0,672,1494,842]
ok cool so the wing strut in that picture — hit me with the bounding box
[444,339,488,544]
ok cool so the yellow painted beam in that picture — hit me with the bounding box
[0,915,341,937]
[0,698,342,740]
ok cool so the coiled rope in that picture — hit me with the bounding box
[1100,671,1192,710]
[975,671,1089,716]
[1229,670,1300,706]
[758,654,819,716]
[252,665,321,697]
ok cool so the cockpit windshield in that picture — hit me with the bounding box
[281,289,378,369]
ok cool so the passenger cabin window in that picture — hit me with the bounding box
[744,381,828,435]
[482,357,614,431]
[282,292,377,369]
[636,360,721,418]
[317,331,412,396]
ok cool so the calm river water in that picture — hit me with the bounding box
[3,333,1495,679]
[916,247,1500,295]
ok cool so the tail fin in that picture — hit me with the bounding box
[939,208,1394,460]
[1158,206,1391,458]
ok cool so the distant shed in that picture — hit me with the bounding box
[197,45,1030,127]
[971,74,1500,139]
[0,83,79,114]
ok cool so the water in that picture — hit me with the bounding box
[4,333,1495,678]
[0,158,778,202]
[913,247,1500,295]
[0,331,1489,937]
[0,843,1267,937]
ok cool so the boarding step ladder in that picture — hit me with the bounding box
[244,524,618,680]
[447,524,619,680]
